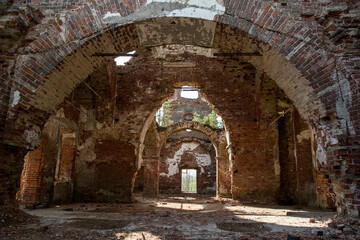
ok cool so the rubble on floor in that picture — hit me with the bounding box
[0,195,359,239]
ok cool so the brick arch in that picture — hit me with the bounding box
[2,0,358,215]
[4,0,357,137]
[6,1,355,148]
[157,121,226,157]
[4,0,352,148]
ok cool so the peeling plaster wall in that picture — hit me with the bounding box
[159,139,216,195]
[17,108,79,205]
[103,0,225,24]
[12,44,341,211]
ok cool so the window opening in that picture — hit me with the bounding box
[155,85,225,129]
[114,51,135,66]
[181,86,199,99]
[181,169,197,193]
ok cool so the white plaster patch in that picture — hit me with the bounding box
[296,129,311,143]
[146,0,225,10]
[333,68,356,136]
[160,142,211,177]
[104,0,225,24]
[336,98,356,136]
[330,137,339,145]
[103,11,122,22]
[10,90,20,107]
[161,0,226,20]
[23,125,41,148]
[316,144,327,165]
[161,142,198,177]
[167,7,220,20]
[195,153,211,174]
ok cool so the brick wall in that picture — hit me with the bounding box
[94,139,137,203]
[0,145,26,205]
[218,141,231,197]
[315,172,336,210]
[17,140,45,204]
[53,133,76,203]
[57,133,76,183]
[159,138,216,195]
[167,98,213,123]
[0,0,358,214]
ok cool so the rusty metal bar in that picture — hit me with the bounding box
[92,53,139,57]
[213,52,262,57]
[83,81,103,100]
[268,106,294,127]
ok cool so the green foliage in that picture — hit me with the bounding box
[181,169,197,193]
[193,112,202,123]
[193,110,220,129]
[160,101,173,127]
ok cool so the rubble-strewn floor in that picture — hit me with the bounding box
[1,195,359,239]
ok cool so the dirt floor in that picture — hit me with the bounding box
[1,194,359,239]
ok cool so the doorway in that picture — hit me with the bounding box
[181,169,197,193]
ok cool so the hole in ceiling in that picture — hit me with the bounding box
[114,51,135,66]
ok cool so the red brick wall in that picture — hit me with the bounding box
[17,141,45,204]
[0,0,359,214]
[94,140,137,202]
[277,112,297,204]
[167,98,213,123]
[293,110,319,207]
[315,172,336,209]
[159,138,216,195]
[57,134,76,183]
[0,145,27,205]
[142,157,160,197]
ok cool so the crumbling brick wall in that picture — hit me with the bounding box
[0,0,358,215]
[167,98,213,123]
[159,137,216,195]
[17,141,45,204]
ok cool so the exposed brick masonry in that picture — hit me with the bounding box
[0,0,359,216]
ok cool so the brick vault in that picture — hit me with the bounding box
[0,0,359,217]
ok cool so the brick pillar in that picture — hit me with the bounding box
[143,157,160,197]
[217,140,231,197]
[0,144,27,205]
[315,172,336,209]
[293,110,318,207]
[17,141,45,204]
[277,110,297,205]
[217,156,231,198]
[53,133,76,203]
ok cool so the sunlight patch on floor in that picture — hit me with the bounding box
[155,202,205,211]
